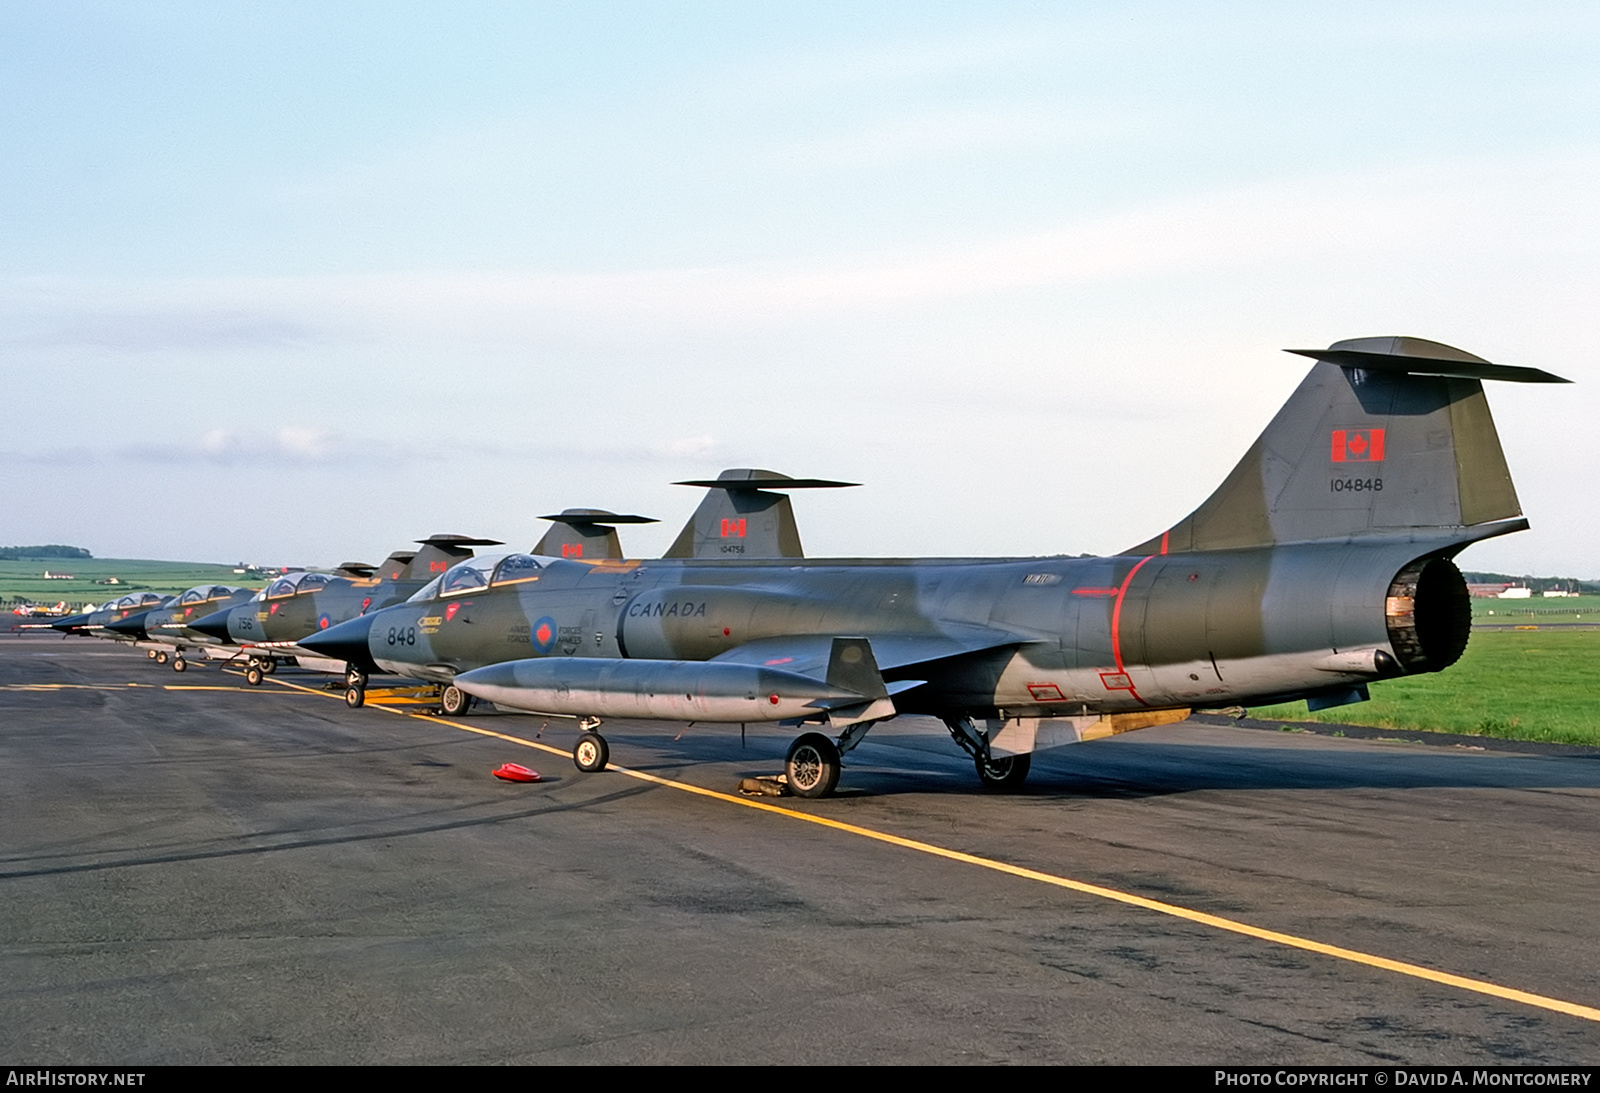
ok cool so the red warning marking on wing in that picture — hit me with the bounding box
[720,518,746,538]
[1027,683,1066,701]
[1331,428,1385,462]
[1099,671,1133,691]
[1072,587,1120,597]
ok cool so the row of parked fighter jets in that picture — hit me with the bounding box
[42,337,1567,797]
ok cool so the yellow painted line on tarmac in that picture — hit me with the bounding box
[267,673,1600,1025]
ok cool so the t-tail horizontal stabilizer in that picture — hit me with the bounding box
[663,468,858,560]
[533,509,657,561]
[1131,337,1570,555]
[406,535,505,579]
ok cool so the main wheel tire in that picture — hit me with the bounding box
[786,732,841,799]
[975,750,1031,792]
[155,651,168,664]
[345,686,365,709]
[245,665,264,686]
[262,657,277,675]
[172,657,187,673]
[441,684,470,716]
[146,649,158,660]
[573,731,609,773]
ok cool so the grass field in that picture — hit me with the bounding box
[1472,596,1599,625]
[1252,627,1600,746]
[0,558,265,609]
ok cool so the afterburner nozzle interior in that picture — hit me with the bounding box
[1385,556,1471,673]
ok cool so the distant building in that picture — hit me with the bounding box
[1497,587,1533,599]
[1468,582,1513,598]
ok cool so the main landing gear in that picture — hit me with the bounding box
[440,684,471,717]
[944,715,1032,793]
[573,730,609,772]
[785,733,841,799]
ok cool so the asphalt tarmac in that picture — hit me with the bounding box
[5,633,1600,1064]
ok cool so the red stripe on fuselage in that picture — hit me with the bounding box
[1109,554,1157,707]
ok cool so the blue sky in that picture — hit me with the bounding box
[2,2,1596,575]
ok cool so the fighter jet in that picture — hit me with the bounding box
[51,592,174,641]
[301,472,850,708]
[105,584,263,671]
[302,337,1566,797]
[188,535,503,684]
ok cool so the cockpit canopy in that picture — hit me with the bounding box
[406,553,549,602]
[265,572,335,599]
[179,584,242,605]
[115,592,166,610]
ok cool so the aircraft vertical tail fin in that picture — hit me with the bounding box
[533,509,657,561]
[663,469,858,560]
[375,551,416,581]
[1129,337,1568,555]
[404,535,504,578]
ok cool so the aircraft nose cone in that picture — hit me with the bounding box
[298,613,378,670]
[187,608,236,643]
[104,610,152,638]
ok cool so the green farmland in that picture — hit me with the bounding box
[1252,626,1600,746]
[0,557,265,609]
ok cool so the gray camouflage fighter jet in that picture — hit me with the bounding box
[104,584,258,671]
[51,592,174,641]
[188,535,503,684]
[302,337,1566,797]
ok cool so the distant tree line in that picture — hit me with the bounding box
[1461,570,1600,595]
[0,545,93,560]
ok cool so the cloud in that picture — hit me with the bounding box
[2,153,1593,353]
[114,426,349,466]
[3,306,318,352]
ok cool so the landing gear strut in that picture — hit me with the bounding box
[943,715,1033,792]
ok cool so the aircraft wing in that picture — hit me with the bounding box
[705,625,1034,680]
